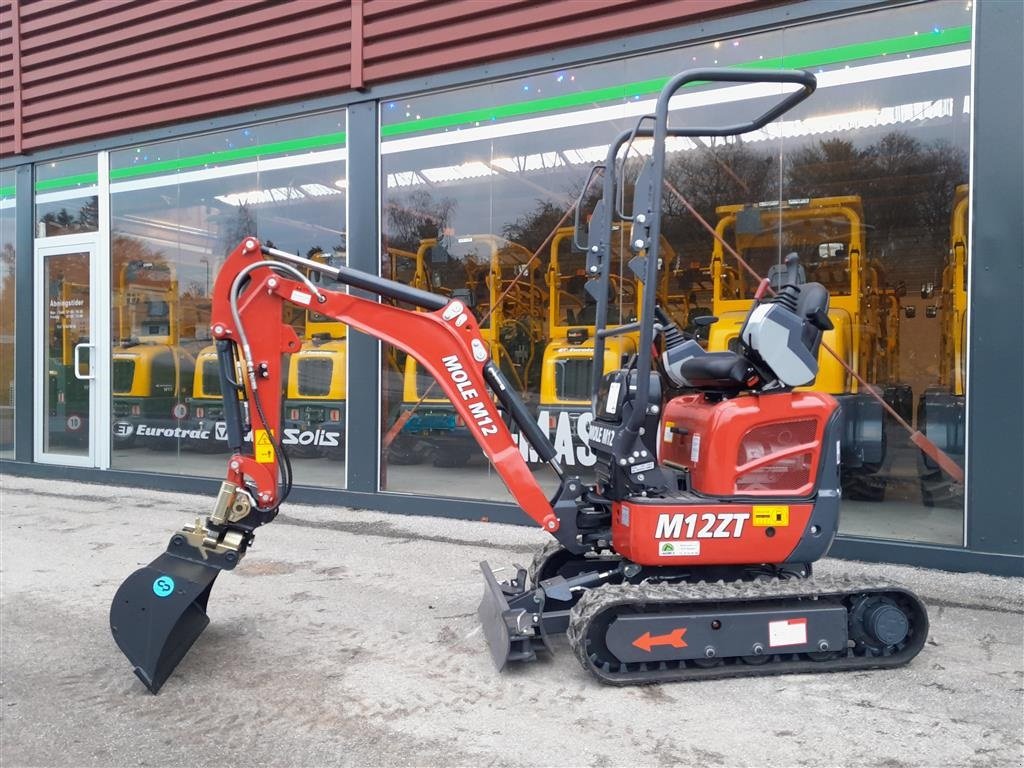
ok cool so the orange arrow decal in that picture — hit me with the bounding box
[632,627,688,652]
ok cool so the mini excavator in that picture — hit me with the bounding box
[110,69,928,693]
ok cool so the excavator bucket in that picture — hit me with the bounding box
[109,543,224,693]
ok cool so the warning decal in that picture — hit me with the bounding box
[752,505,789,527]
[768,617,807,647]
[254,430,275,463]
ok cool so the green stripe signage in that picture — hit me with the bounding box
[379,26,971,139]
[31,25,970,194]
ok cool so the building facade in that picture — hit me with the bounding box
[1,0,1021,575]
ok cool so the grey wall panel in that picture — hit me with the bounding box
[965,0,1024,557]
[343,100,381,493]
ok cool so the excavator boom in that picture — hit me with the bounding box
[210,238,560,529]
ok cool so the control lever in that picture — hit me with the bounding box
[655,306,708,388]
[807,308,834,331]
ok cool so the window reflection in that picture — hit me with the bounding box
[35,156,98,238]
[379,2,971,545]
[108,111,348,484]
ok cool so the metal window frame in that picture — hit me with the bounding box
[960,0,1023,559]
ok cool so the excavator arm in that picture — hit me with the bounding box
[210,237,560,530]
[110,237,581,693]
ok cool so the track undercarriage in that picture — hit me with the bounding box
[480,547,928,685]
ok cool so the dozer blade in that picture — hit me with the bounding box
[478,561,549,670]
[109,547,223,693]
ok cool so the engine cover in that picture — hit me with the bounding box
[612,497,820,566]
[659,391,838,497]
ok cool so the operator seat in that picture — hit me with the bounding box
[678,264,831,392]
[678,350,758,390]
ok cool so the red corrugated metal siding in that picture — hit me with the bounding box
[1,0,760,157]
[361,0,757,82]
[0,1,16,155]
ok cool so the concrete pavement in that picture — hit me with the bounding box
[1,474,1021,767]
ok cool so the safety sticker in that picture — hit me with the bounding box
[620,505,630,527]
[289,290,312,306]
[658,540,700,557]
[254,430,275,463]
[152,575,175,598]
[663,421,674,443]
[606,381,621,414]
[752,505,789,527]
[768,617,807,647]
[690,433,701,463]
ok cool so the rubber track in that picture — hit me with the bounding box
[527,540,572,586]
[566,573,929,685]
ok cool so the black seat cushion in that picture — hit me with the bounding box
[679,351,757,390]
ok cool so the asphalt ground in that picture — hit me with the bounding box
[1,474,1021,768]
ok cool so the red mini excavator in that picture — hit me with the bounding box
[110,69,928,693]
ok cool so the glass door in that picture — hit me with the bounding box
[34,236,109,466]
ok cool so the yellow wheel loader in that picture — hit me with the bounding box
[536,225,686,469]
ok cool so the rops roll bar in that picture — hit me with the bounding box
[582,68,816,429]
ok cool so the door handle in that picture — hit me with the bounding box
[73,342,95,380]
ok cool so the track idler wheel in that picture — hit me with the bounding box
[849,595,910,655]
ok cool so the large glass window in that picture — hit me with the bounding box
[0,169,15,457]
[379,1,972,545]
[109,110,348,485]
